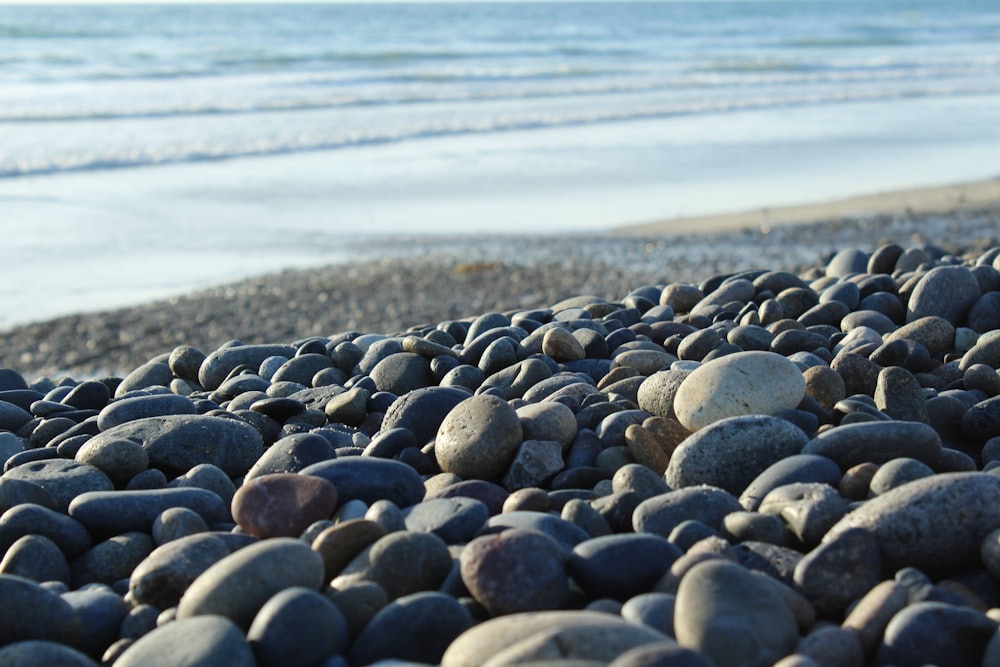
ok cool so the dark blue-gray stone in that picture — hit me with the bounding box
[69,488,230,536]
[381,386,470,446]
[114,615,255,667]
[370,352,435,395]
[484,511,591,554]
[0,477,58,513]
[70,532,155,588]
[403,497,489,544]
[801,421,942,470]
[2,458,113,513]
[0,534,70,584]
[198,343,297,391]
[83,414,263,477]
[62,586,130,659]
[0,641,98,667]
[569,534,681,601]
[739,454,842,511]
[302,456,425,508]
[247,587,349,667]
[906,266,982,325]
[0,401,33,435]
[244,432,335,481]
[349,591,472,666]
[875,602,996,667]
[0,503,92,558]
[963,395,1000,441]
[633,486,742,537]
[0,574,81,646]
[97,394,197,431]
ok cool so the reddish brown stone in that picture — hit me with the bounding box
[231,473,338,539]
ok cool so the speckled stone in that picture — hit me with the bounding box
[672,352,805,431]
[841,580,909,654]
[633,486,742,538]
[801,421,941,470]
[874,601,997,667]
[2,459,113,512]
[460,528,569,616]
[758,483,848,548]
[96,393,196,432]
[792,527,881,618]
[177,537,325,629]
[435,394,524,481]
[873,366,929,423]
[739,454,842,512]
[516,401,578,449]
[636,368,695,421]
[665,415,808,495]
[905,265,981,325]
[70,531,155,587]
[825,471,1000,577]
[73,437,149,488]
[502,439,564,492]
[231,473,338,539]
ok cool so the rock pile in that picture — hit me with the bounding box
[2,242,1000,667]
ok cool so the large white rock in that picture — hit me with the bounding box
[673,351,805,431]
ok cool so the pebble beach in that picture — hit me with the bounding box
[3,200,1000,667]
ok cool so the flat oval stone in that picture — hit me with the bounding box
[484,510,591,553]
[962,395,1000,441]
[247,586,349,667]
[129,532,254,609]
[70,531,155,588]
[244,432,335,481]
[801,421,941,470]
[906,265,981,325]
[884,316,955,356]
[674,559,798,667]
[435,394,524,481]
[633,486,742,538]
[483,622,672,667]
[69,488,230,536]
[311,519,386,582]
[115,361,174,397]
[441,610,660,667]
[84,414,263,478]
[739,454,843,511]
[115,615,255,667]
[370,352,435,395]
[74,437,149,487]
[0,503,92,558]
[97,394,196,431]
[517,401,578,449]
[403,497,489,544]
[0,574,81,646]
[301,457,424,508]
[2,459,113,512]
[792,527,881,618]
[825,472,1000,577]
[673,352,805,431]
[875,601,996,667]
[569,533,681,601]
[348,592,473,666]
[198,343,297,391]
[231,473,338,539]
[0,401,33,433]
[177,537,325,629]
[381,386,470,446]
[0,534,70,584]
[0,641,97,667]
[665,415,809,495]
[333,530,452,600]
[635,368,693,420]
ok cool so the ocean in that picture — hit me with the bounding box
[2,0,1000,327]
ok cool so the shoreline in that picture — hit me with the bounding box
[618,177,1000,235]
[0,178,998,380]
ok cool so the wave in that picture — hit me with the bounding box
[4,83,999,180]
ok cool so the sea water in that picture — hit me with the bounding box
[1,1,999,326]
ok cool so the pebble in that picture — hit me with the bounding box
[825,471,1000,576]
[3,239,1000,666]
[0,573,81,646]
[674,559,798,667]
[460,528,569,615]
[672,351,806,431]
[435,394,524,481]
[177,537,325,629]
[115,615,255,667]
[665,415,809,495]
[0,641,98,667]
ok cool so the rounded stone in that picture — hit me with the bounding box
[243,432,335,481]
[403,497,489,544]
[569,533,681,601]
[369,352,435,395]
[543,327,587,362]
[801,420,941,470]
[380,386,470,446]
[97,394,196,432]
[83,414,264,478]
[68,488,230,537]
[0,534,70,584]
[0,503,92,558]
[0,574,81,646]
[633,486,742,538]
[739,454,843,512]
[802,365,846,411]
[74,437,149,487]
[672,352,805,431]
[516,401,578,449]
[231,473,338,539]
[460,528,569,616]
[0,641,98,667]
[333,530,452,600]
[825,471,1000,577]
[2,459,113,512]
[301,456,425,508]
[177,537,325,629]
[792,527,881,618]
[435,394,524,481]
[247,586,349,667]
[348,592,473,666]
[875,601,997,667]
[674,559,798,667]
[311,519,386,582]
[665,415,809,495]
[70,531,155,588]
[115,615,255,667]
[128,532,256,609]
[867,457,935,496]
[906,265,981,325]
